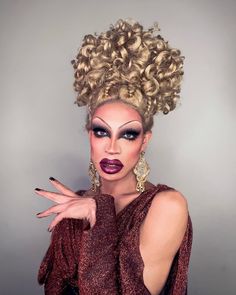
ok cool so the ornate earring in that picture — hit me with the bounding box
[88,160,100,192]
[133,151,150,193]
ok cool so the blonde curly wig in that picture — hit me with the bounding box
[71,19,184,132]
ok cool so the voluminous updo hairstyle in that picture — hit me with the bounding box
[71,18,184,133]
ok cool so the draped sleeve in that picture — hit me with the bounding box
[37,218,83,294]
[78,194,120,295]
[37,193,120,295]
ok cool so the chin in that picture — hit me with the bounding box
[99,171,123,181]
[101,170,136,186]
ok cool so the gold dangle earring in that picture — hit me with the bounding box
[88,160,100,192]
[133,151,150,192]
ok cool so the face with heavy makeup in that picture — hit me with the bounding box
[88,101,152,185]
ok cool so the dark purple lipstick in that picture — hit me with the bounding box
[99,158,124,174]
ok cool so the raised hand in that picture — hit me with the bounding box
[35,177,96,231]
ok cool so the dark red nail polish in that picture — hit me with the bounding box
[49,177,55,181]
[35,188,41,191]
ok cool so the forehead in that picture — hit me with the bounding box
[92,101,142,124]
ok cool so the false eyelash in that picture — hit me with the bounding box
[92,126,110,137]
[91,125,141,140]
[120,129,141,140]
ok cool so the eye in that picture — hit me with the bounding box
[92,126,109,138]
[121,129,141,141]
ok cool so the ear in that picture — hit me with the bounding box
[141,130,152,152]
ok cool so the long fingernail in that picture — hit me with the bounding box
[47,227,52,232]
[36,212,42,215]
[49,177,55,181]
[35,188,41,191]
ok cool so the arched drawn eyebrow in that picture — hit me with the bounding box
[92,116,142,130]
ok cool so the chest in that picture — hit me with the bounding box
[114,194,139,216]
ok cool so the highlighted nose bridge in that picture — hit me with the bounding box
[106,135,120,154]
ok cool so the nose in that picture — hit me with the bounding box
[105,137,121,154]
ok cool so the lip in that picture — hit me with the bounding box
[99,158,124,174]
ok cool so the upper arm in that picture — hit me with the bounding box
[139,189,189,294]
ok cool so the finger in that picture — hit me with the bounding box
[48,211,66,231]
[34,188,75,204]
[89,207,97,228]
[49,177,77,197]
[36,202,70,218]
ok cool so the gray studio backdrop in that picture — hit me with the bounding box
[1,0,235,294]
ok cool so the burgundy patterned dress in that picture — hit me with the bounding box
[38,184,193,295]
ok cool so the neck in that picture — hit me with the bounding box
[98,172,138,197]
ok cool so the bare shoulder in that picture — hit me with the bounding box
[140,188,189,254]
[147,189,189,233]
[151,188,189,214]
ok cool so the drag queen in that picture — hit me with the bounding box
[35,19,193,295]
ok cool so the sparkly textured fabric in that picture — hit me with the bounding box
[38,184,193,295]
